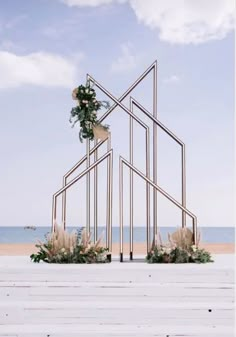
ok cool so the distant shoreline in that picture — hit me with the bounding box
[0,226,235,244]
[0,243,234,256]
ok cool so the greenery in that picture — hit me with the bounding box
[146,246,213,264]
[146,228,213,264]
[69,83,110,142]
[30,225,110,264]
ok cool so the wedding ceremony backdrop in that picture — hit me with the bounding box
[52,60,198,262]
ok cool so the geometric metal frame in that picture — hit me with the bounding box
[52,60,197,262]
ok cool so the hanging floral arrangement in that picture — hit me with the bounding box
[69,82,110,142]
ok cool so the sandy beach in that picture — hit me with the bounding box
[0,242,234,256]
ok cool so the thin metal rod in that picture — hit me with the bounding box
[120,156,197,244]
[94,139,98,242]
[119,155,124,262]
[52,150,113,233]
[129,98,134,260]
[88,61,157,124]
[193,218,197,245]
[52,196,57,232]
[130,97,184,146]
[86,139,90,233]
[146,128,151,253]
[153,61,158,241]
[129,98,151,255]
[106,133,111,247]
[182,144,187,228]
[108,140,113,252]
[62,176,66,230]
[131,97,186,231]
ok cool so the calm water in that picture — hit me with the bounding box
[0,226,234,244]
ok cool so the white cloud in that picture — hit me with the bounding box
[59,0,235,44]
[129,0,235,44]
[163,75,180,84]
[0,51,81,89]
[110,43,138,73]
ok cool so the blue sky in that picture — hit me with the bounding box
[0,0,234,228]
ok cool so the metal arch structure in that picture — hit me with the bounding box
[52,60,196,261]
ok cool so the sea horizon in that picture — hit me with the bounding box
[0,226,234,244]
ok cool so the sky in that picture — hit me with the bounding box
[0,0,234,229]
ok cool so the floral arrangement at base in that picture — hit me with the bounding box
[146,228,213,264]
[70,82,110,142]
[30,224,109,264]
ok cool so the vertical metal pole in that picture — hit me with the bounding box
[108,146,113,253]
[153,61,158,241]
[193,217,197,245]
[86,75,91,235]
[52,196,57,232]
[106,134,111,248]
[86,139,90,233]
[146,129,151,253]
[62,177,66,230]
[119,157,123,262]
[182,144,187,228]
[94,139,98,242]
[129,99,134,260]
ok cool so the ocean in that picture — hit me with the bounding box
[0,226,234,244]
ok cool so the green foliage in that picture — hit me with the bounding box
[30,244,48,263]
[70,83,110,142]
[31,244,109,264]
[170,247,190,263]
[147,228,213,264]
[190,247,214,263]
[146,246,213,264]
[30,226,110,264]
[146,247,172,263]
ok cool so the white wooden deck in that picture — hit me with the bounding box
[0,255,234,337]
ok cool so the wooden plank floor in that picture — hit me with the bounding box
[0,255,234,337]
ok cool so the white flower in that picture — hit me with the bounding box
[97,252,107,262]
[85,88,89,93]
[72,88,78,100]
[61,248,65,253]
[191,245,197,252]
[165,248,171,254]
[86,104,88,107]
